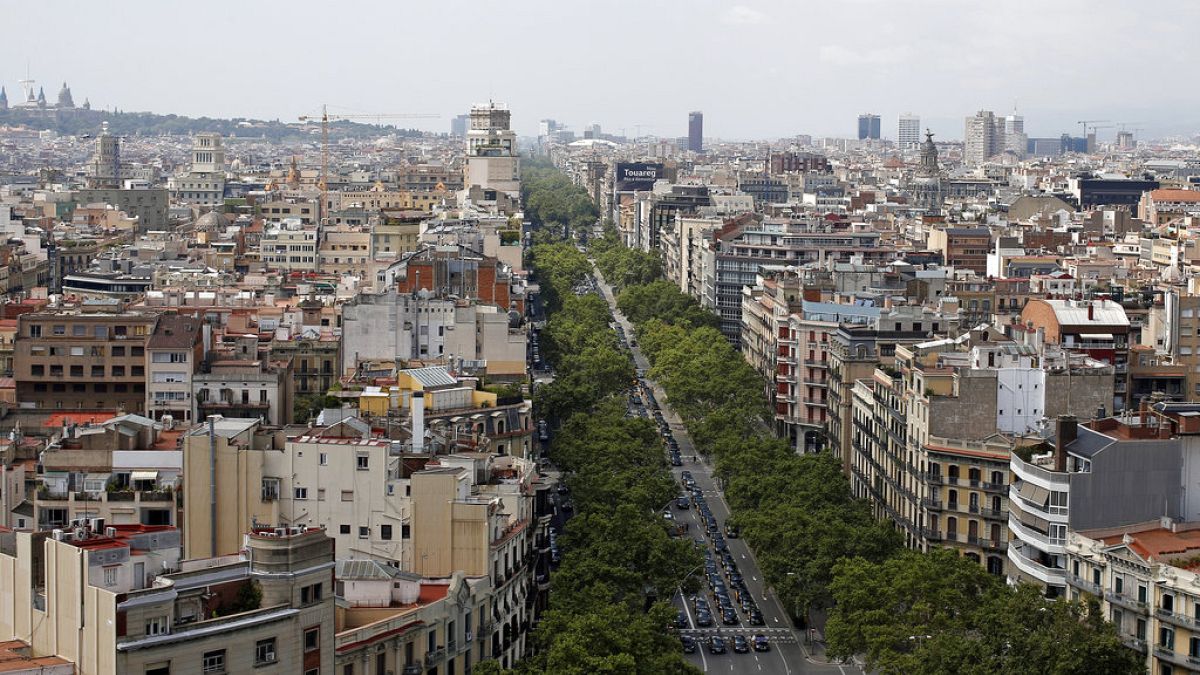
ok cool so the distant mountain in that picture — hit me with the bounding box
[0,107,429,141]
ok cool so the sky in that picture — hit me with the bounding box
[4,0,1199,142]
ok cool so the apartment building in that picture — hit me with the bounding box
[14,307,158,412]
[926,226,991,275]
[35,413,181,531]
[1020,298,1131,411]
[370,211,424,258]
[1067,522,1200,673]
[341,292,527,377]
[182,415,411,565]
[827,307,942,474]
[259,220,319,272]
[0,523,335,675]
[700,217,885,345]
[317,226,371,278]
[268,334,339,400]
[192,334,293,426]
[1009,407,1200,599]
[144,313,203,425]
[850,332,1113,573]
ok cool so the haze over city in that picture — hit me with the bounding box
[4,0,1200,139]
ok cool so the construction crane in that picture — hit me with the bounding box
[1076,119,1110,137]
[298,105,440,222]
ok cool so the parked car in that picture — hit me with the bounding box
[753,635,770,652]
[709,637,727,654]
[675,610,688,629]
[681,635,696,653]
[695,611,714,627]
[733,635,750,653]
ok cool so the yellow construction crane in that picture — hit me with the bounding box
[298,105,440,222]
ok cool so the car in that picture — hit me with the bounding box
[724,524,740,538]
[561,500,574,512]
[749,608,765,626]
[676,496,690,509]
[709,637,727,654]
[670,455,683,467]
[675,611,688,629]
[695,611,713,627]
[681,635,697,653]
[753,635,770,652]
[550,549,561,564]
[694,598,710,613]
[557,483,569,495]
[722,608,738,625]
[733,635,750,653]
[663,511,674,521]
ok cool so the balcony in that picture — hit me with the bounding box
[980,481,1006,493]
[424,647,445,665]
[1008,514,1065,554]
[403,666,422,675]
[1120,636,1147,653]
[1157,608,1200,630]
[1104,590,1148,613]
[1007,543,1065,586]
[1067,574,1102,596]
[920,498,942,510]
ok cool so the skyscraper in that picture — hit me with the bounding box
[688,111,703,153]
[858,113,881,140]
[964,110,1005,165]
[898,114,921,148]
[450,114,469,137]
[1003,111,1026,157]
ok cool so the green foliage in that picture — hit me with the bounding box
[826,551,1142,675]
[616,281,720,329]
[592,236,663,290]
[293,393,342,424]
[522,201,698,674]
[522,159,599,235]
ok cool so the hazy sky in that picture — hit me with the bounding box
[4,0,1198,141]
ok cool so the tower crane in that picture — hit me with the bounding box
[1076,119,1110,137]
[298,105,440,222]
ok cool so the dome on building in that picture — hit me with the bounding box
[57,82,74,109]
[194,211,225,231]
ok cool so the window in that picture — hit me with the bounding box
[1164,593,1175,612]
[357,455,369,470]
[340,524,350,534]
[111,346,125,357]
[359,526,369,539]
[381,524,393,540]
[31,365,43,376]
[341,490,354,502]
[294,487,309,500]
[145,616,167,636]
[28,325,40,338]
[84,478,106,493]
[402,524,411,539]
[1139,585,1149,604]
[1191,636,1200,658]
[304,626,320,651]
[1161,626,1175,650]
[104,567,117,586]
[317,488,326,501]
[70,346,84,357]
[1115,576,1124,594]
[202,650,226,673]
[319,452,328,466]
[301,584,323,606]
[52,325,65,336]
[261,478,280,501]
[255,638,277,665]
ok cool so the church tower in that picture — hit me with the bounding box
[910,130,945,214]
[0,87,7,111]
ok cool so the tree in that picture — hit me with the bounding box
[825,550,1142,675]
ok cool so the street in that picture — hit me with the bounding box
[593,264,861,675]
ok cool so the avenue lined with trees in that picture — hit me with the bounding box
[520,165,1138,674]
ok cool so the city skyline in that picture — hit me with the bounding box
[3,0,1199,141]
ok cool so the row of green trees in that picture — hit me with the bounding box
[614,273,1140,674]
[517,237,700,674]
[520,158,599,235]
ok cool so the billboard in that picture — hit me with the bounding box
[614,162,664,192]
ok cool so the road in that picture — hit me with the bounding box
[594,265,859,675]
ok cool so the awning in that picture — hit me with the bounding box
[130,471,159,481]
[1079,333,1113,341]
[1018,481,1049,507]
[490,411,505,418]
[449,416,464,424]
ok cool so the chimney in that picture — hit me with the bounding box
[1087,302,1094,320]
[1054,415,1077,473]
[411,390,425,452]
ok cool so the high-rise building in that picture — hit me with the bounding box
[898,113,921,148]
[688,111,703,153]
[1004,112,1026,157]
[465,102,520,196]
[450,113,469,137]
[857,113,881,140]
[89,121,121,189]
[964,110,1005,165]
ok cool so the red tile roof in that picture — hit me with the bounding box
[1150,189,1200,202]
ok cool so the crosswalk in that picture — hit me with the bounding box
[678,627,797,645]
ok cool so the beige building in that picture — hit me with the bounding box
[1066,522,1200,673]
[317,226,371,278]
[259,221,319,272]
[0,523,335,675]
